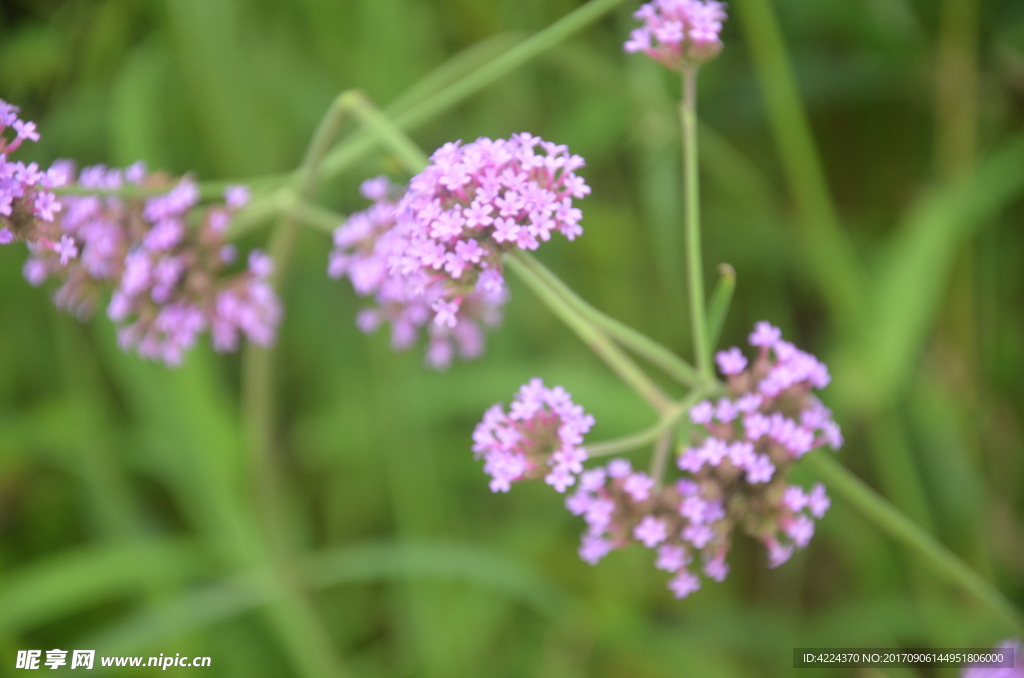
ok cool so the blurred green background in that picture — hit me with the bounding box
[1,0,1023,675]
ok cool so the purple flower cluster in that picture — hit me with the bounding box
[1,101,65,242]
[674,321,840,569]
[564,454,830,597]
[3,116,279,366]
[329,177,507,369]
[962,639,1022,678]
[566,460,725,597]
[624,0,728,69]
[472,379,595,493]
[332,134,588,368]
[475,323,840,599]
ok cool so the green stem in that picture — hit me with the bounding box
[319,0,628,180]
[344,91,429,173]
[652,390,703,488]
[586,403,687,458]
[55,0,628,210]
[240,95,353,678]
[649,430,674,491]
[516,252,699,388]
[803,451,1024,636]
[705,263,736,352]
[284,202,347,235]
[505,250,672,414]
[681,67,712,384]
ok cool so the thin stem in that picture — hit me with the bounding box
[344,91,429,173]
[681,67,712,383]
[240,95,353,678]
[586,403,688,458]
[516,252,699,387]
[652,390,703,488]
[505,250,672,414]
[285,202,347,235]
[803,451,1024,636]
[319,0,629,180]
[649,430,674,491]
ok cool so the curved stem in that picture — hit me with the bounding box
[681,66,712,383]
[506,250,672,413]
[586,403,688,458]
[803,451,1024,636]
[515,251,699,387]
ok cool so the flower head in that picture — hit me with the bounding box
[624,0,728,69]
[1,122,279,367]
[472,379,594,493]
[552,322,839,598]
[387,135,588,328]
[330,176,508,369]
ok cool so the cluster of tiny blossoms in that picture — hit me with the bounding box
[624,0,728,69]
[474,323,841,599]
[330,134,588,367]
[1,101,63,241]
[471,379,595,493]
[329,177,506,368]
[0,101,281,365]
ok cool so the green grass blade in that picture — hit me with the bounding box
[0,539,205,636]
[732,0,865,329]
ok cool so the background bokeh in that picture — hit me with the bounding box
[1,0,1023,675]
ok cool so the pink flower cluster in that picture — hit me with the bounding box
[624,0,728,69]
[564,454,829,597]
[1,100,65,242]
[337,135,585,346]
[1,107,281,366]
[476,323,840,599]
[329,177,506,369]
[472,379,595,493]
[675,321,840,569]
[566,460,728,597]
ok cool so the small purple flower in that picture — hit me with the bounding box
[668,570,701,598]
[624,0,727,69]
[656,544,689,572]
[689,400,713,424]
[633,515,668,547]
[749,321,781,347]
[622,472,655,502]
[715,347,747,375]
[579,535,613,565]
[224,185,251,209]
[808,483,830,519]
[54,235,78,265]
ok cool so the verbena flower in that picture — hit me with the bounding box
[330,177,507,369]
[624,0,728,69]
[472,379,594,493]
[961,639,1022,678]
[1,101,282,366]
[331,134,588,368]
[1,101,65,241]
[484,322,841,599]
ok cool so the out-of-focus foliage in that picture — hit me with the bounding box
[1,0,1023,676]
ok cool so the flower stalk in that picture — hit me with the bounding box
[681,66,713,384]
